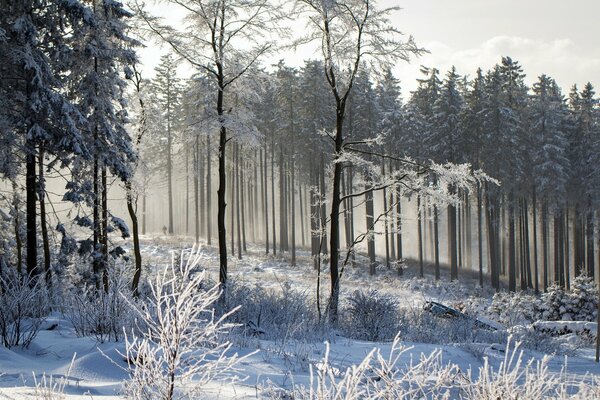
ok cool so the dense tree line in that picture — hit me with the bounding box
[144,54,600,299]
[1,0,599,327]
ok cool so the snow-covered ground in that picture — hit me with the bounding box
[0,236,598,399]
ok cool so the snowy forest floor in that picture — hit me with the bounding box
[0,235,599,399]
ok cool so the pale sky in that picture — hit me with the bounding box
[390,0,600,94]
[138,0,600,95]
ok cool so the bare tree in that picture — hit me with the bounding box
[133,0,285,298]
[296,0,424,323]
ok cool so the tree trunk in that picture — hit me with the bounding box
[448,197,458,282]
[396,181,403,270]
[217,77,228,294]
[12,181,23,275]
[185,147,189,235]
[320,154,328,254]
[365,176,376,275]
[532,188,539,293]
[271,140,277,255]
[299,177,305,248]
[291,156,296,266]
[101,167,109,292]
[38,149,51,285]
[195,137,200,243]
[207,132,212,245]
[434,203,440,280]
[167,119,174,235]
[477,182,483,287]
[382,161,390,269]
[127,180,143,297]
[328,112,343,325]
[236,144,242,260]
[417,194,424,278]
[508,194,516,292]
[587,202,595,279]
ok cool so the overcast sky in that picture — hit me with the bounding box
[139,0,600,95]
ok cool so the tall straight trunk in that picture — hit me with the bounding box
[193,145,199,240]
[38,149,51,285]
[310,165,319,270]
[457,191,463,268]
[271,140,277,255]
[532,187,539,293]
[524,199,532,289]
[254,152,259,243]
[93,156,100,285]
[341,168,351,253]
[434,203,440,280]
[236,144,242,259]
[328,111,343,325]
[382,162,390,269]
[396,181,403,266]
[126,180,142,297]
[196,139,202,242]
[230,150,235,255]
[241,158,247,253]
[508,195,516,292]
[261,147,269,253]
[465,192,472,269]
[101,167,108,292]
[477,183,483,287]
[518,198,526,290]
[348,166,355,265]
[389,187,396,261]
[299,178,305,248]
[207,132,212,246]
[142,193,146,235]
[574,206,584,276]
[167,124,173,235]
[185,147,189,235]
[279,150,286,253]
[217,75,228,292]
[587,202,595,279]
[448,198,458,281]
[12,181,23,275]
[417,194,424,278]
[365,176,376,275]
[291,157,296,266]
[199,143,205,238]
[485,189,499,290]
[542,201,549,290]
[320,154,328,254]
[564,208,571,289]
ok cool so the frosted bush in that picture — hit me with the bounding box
[226,280,316,340]
[488,291,540,326]
[266,336,599,399]
[0,272,48,348]
[64,262,135,343]
[398,305,505,346]
[562,274,598,321]
[342,290,400,341]
[120,246,248,400]
[287,335,458,399]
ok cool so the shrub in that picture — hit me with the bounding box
[341,290,400,342]
[226,280,317,340]
[120,246,248,400]
[64,262,135,343]
[0,272,48,348]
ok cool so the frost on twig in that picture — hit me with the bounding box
[119,246,252,400]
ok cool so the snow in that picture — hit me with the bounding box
[0,236,598,398]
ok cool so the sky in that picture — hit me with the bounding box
[138,0,600,95]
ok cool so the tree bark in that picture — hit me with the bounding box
[38,149,51,285]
